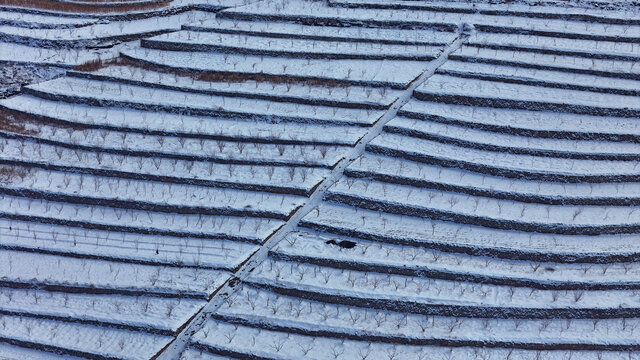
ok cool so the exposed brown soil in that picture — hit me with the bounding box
[0,109,40,136]
[0,107,92,133]
[74,57,350,89]
[195,70,349,89]
[64,0,150,2]
[73,58,121,72]
[0,0,170,13]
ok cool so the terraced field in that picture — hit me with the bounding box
[0,0,639,359]
[0,0,247,98]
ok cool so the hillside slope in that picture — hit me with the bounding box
[0,0,639,359]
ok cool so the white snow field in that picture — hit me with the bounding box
[0,0,639,359]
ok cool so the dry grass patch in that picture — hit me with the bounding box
[73,58,121,72]
[0,0,170,13]
[78,57,352,90]
[0,109,40,136]
[1,108,92,133]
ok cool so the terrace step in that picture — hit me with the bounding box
[347,152,640,206]
[0,135,328,195]
[329,0,640,25]
[437,60,640,96]
[0,249,229,299]
[0,314,170,360]
[0,96,367,146]
[0,127,347,168]
[451,46,640,81]
[0,194,284,243]
[0,41,110,67]
[142,31,441,61]
[188,319,635,360]
[0,288,203,335]
[0,21,177,49]
[246,259,640,318]
[400,100,640,142]
[384,116,640,161]
[300,202,640,262]
[0,343,87,360]
[209,285,640,349]
[24,77,383,126]
[0,218,256,270]
[368,132,640,181]
[184,18,455,45]
[415,74,640,117]
[466,33,640,61]
[120,47,426,89]
[69,66,398,109]
[217,1,458,31]
[273,231,640,289]
[0,10,96,28]
[0,164,305,220]
[328,0,640,40]
[326,178,640,235]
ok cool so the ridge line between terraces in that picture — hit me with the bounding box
[154,23,472,360]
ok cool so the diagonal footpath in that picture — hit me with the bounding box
[155,23,472,360]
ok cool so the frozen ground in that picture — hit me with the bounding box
[0,0,639,359]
